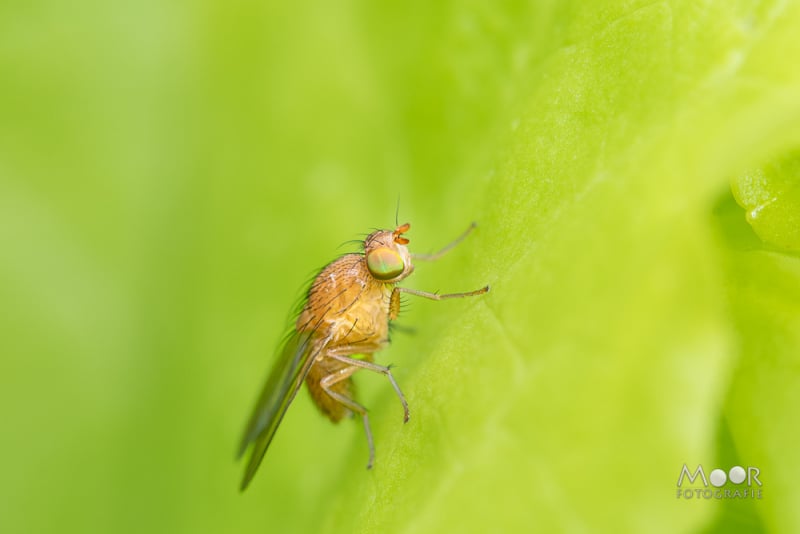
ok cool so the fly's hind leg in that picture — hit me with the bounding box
[319,365,376,469]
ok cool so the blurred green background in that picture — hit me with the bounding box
[2,1,800,533]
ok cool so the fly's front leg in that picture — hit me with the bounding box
[326,350,411,423]
[388,283,488,326]
[319,365,376,469]
[393,284,490,302]
[411,222,478,261]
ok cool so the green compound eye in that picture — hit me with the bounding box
[366,247,405,280]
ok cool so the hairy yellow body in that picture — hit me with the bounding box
[238,222,488,490]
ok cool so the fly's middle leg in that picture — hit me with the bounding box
[326,350,410,423]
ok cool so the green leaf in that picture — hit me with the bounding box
[731,150,800,252]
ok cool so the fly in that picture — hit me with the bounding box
[237,222,489,490]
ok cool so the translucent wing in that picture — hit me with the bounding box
[237,328,322,490]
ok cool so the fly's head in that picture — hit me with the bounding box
[364,223,414,283]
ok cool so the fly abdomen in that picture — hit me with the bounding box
[305,357,356,422]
